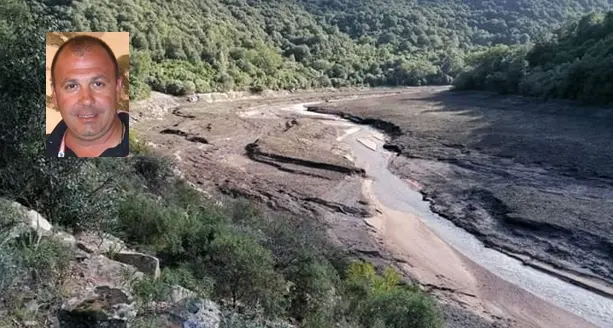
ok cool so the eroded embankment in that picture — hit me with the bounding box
[245,138,365,179]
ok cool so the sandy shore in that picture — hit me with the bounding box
[360,179,596,328]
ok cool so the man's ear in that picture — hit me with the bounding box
[51,84,59,109]
[116,76,123,94]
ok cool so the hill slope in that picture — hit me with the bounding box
[32,0,610,99]
[454,11,613,105]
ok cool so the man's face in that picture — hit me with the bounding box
[52,44,121,141]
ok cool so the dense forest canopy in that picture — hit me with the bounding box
[31,0,611,103]
[455,10,613,104]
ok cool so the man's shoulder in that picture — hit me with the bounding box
[118,111,129,119]
[46,119,67,157]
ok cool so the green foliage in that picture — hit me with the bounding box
[131,266,214,305]
[285,255,340,323]
[456,11,613,104]
[360,289,444,328]
[208,228,288,317]
[220,311,293,328]
[454,45,530,94]
[27,0,610,96]
[128,130,150,155]
[344,262,443,328]
[17,236,72,285]
[0,1,126,234]
[346,262,402,295]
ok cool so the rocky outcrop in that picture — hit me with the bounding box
[170,298,221,328]
[0,199,53,239]
[171,285,197,303]
[59,286,137,327]
[76,231,127,254]
[139,297,221,328]
[67,254,143,291]
[75,232,161,279]
[0,197,221,328]
[53,231,77,248]
[114,251,161,280]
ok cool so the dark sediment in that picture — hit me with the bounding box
[309,88,613,286]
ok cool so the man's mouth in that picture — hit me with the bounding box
[76,113,99,123]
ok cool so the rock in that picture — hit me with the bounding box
[24,210,52,237]
[170,298,221,328]
[114,251,161,279]
[170,285,197,303]
[53,231,76,249]
[140,298,221,328]
[64,254,143,299]
[59,285,136,327]
[75,231,126,255]
[1,199,53,237]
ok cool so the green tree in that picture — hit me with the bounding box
[208,229,287,317]
[361,289,444,328]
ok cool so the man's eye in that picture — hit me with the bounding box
[64,83,77,90]
[93,81,106,88]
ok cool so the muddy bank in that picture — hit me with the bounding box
[307,87,613,287]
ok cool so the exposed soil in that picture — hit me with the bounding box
[131,86,608,328]
[307,87,613,287]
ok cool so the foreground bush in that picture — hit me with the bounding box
[343,262,443,328]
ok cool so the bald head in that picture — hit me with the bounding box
[51,35,119,86]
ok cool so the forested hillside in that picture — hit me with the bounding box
[454,11,613,105]
[31,0,610,100]
[1,1,446,327]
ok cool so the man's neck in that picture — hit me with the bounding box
[66,116,123,157]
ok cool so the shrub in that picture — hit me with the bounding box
[249,85,265,94]
[286,256,340,323]
[360,289,443,328]
[129,130,150,155]
[207,228,287,317]
[16,236,72,285]
[166,79,185,95]
[220,311,293,328]
[183,80,197,95]
[115,193,186,252]
[343,262,443,328]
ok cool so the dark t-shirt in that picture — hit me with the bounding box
[46,111,130,158]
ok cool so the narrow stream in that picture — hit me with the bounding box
[285,103,613,328]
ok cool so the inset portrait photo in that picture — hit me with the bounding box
[45,32,130,158]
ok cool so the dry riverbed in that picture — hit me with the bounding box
[307,88,613,289]
[132,87,610,328]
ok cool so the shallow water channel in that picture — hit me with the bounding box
[284,102,613,328]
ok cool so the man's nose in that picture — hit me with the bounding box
[78,86,95,106]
